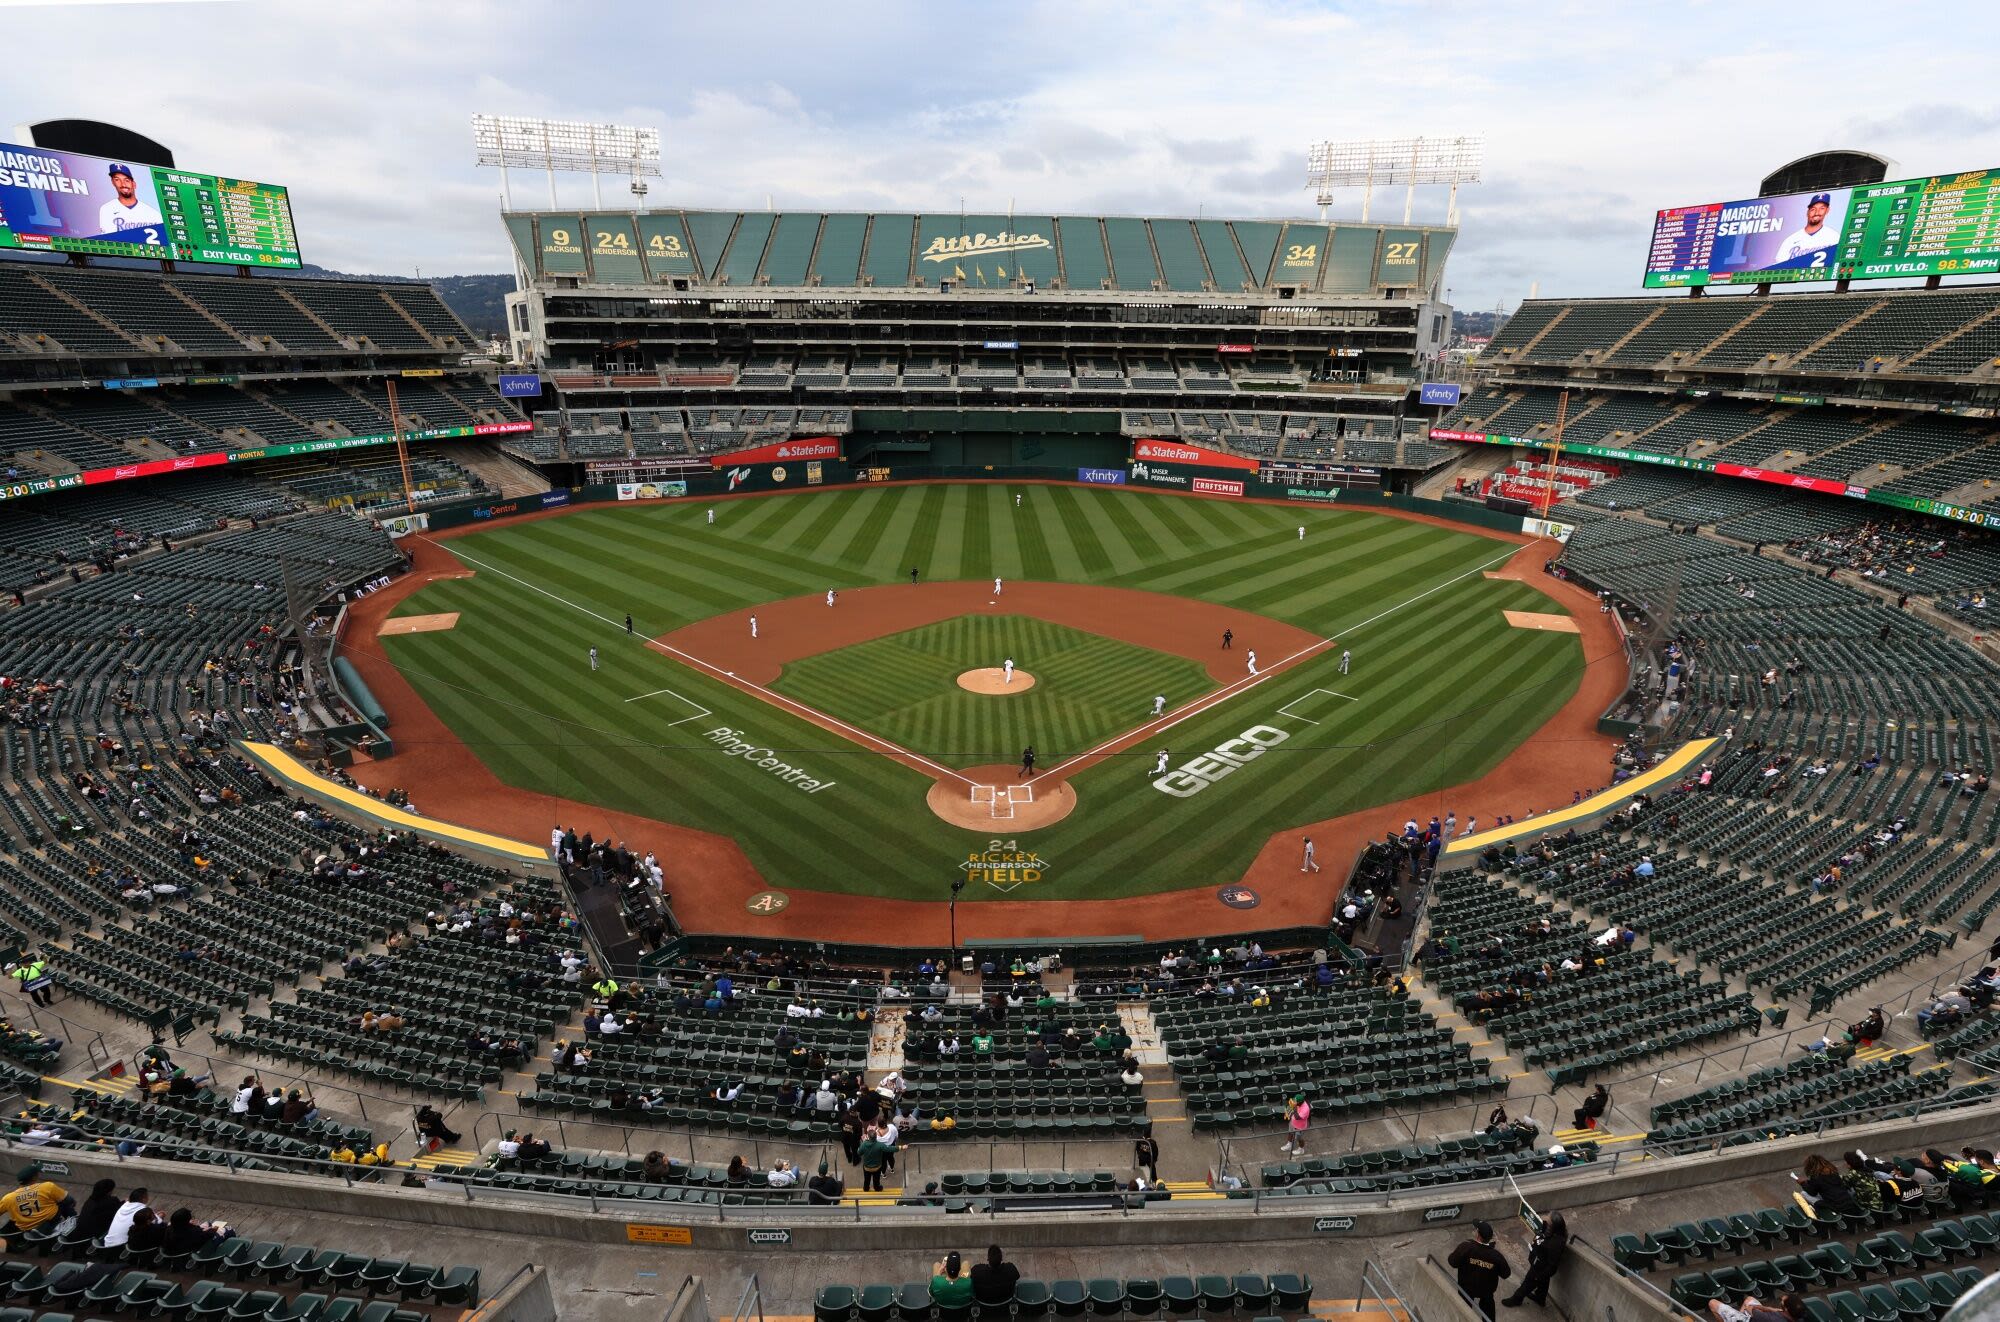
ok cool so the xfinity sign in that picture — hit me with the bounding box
[1420,382,1462,408]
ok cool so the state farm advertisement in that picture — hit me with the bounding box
[709,436,841,468]
[1130,438,1260,472]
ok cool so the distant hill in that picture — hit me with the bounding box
[299,264,512,342]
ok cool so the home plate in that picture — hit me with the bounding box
[378,612,459,636]
[1504,610,1580,633]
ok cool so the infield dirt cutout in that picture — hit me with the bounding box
[957,666,1038,694]
[927,763,1078,830]
[377,612,460,636]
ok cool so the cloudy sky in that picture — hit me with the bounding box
[7,0,1998,308]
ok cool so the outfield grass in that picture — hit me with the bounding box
[377,484,1585,900]
[772,615,1214,769]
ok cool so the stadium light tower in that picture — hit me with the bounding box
[472,115,662,210]
[1306,135,1484,225]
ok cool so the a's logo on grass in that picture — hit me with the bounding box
[1217,885,1260,910]
[961,841,1050,893]
[746,890,790,915]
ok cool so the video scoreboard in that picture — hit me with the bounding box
[0,141,302,269]
[1645,166,2000,288]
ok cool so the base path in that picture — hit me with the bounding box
[659,581,1319,688]
[958,667,1037,694]
[338,500,1613,946]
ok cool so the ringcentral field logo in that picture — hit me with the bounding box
[1153,725,1290,797]
[920,231,1052,263]
[706,727,836,794]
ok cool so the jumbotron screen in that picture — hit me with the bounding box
[0,141,301,268]
[1644,167,2000,287]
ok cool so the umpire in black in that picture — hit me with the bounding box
[1448,1220,1513,1319]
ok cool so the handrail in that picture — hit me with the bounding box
[1639,1083,1992,1158]
[1572,1234,1696,1319]
[2,988,111,1077]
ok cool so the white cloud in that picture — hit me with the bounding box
[1,0,1995,306]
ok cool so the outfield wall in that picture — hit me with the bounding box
[411,463,1534,537]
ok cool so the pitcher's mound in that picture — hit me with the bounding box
[928,764,1077,830]
[957,667,1037,694]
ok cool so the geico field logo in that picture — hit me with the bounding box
[1153,725,1290,797]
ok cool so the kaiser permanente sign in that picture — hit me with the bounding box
[1430,427,2000,532]
[0,419,533,506]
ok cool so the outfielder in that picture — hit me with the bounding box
[1302,837,1321,872]
[1247,649,1259,676]
[1003,657,1015,685]
[1153,749,1170,776]
[707,508,715,525]
[1339,649,1351,674]
[826,589,836,608]
[1152,694,1166,716]
[588,647,598,671]
[1298,526,1305,540]
[1015,493,1022,507]
[750,615,759,639]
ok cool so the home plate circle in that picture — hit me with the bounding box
[927,764,1076,830]
[956,667,1036,694]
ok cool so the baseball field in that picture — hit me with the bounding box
[365,483,1587,903]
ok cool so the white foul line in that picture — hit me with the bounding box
[422,536,979,787]
[1031,541,1524,781]
[623,687,714,727]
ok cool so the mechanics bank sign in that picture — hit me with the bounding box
[920,230,1052,263]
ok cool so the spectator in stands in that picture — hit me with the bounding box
[806,1160,845,1205]
[0,1164,70,1241]
[125,1207,165,1255]
[1448,1220,1512,1319]
[1796,1154,1861,1215]
[971,1246,1021,1305]
[1708,1296,1806,1322]
[858,1128,892,1193]
[1501,1211,1567,1309]
[1571,1085,1609,1131]
[102,1187,149,1252]
[415,1104,461,1151]
[930,1251,975,1308]
[73,1179,120,1242]
[767,1159,799,1188]
[642,1152,676,1183]
[726,1156,750,1185]
[162,1207,231,1255]
[1918,988,1972,1032]
[281,1089,318,1126]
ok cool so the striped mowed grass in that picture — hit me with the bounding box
[772,615,1214,769]
[378,484,1584,900]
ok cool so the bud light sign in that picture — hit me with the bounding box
[499,373,543,398]
[1077,468,1126,485]
[1420,382,1462,408]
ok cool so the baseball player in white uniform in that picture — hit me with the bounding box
[1247,650,1259,676]
[1152,694,1166,716]
[1298,526,1305,540]
[993,577,1003,597]
[750,615,758,639]
[1003,657,1015,685]
[97,164,163,236]
[707,508,716,525]
[1302,837,1321,872]
[1339,649,1351,674]
[588,647,598,671]
[825,589,835,608]
[1774,193,1841,264]
[1153,749,1169,776]
[1015,493,1022,507]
